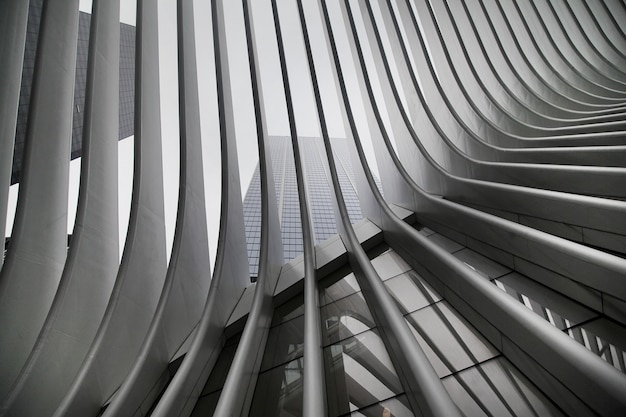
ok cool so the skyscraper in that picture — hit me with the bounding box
[243,136,367,278]
[0,0,625,416]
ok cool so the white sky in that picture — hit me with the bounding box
[7,0,388,268]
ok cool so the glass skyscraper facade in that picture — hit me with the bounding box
[243,136,368,278]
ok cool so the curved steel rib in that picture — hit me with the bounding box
[317,0,463,415]
[271,1,328,414]
[0,0,80,403]
[148,0,251,415]
[210,0,284,414]
[361,0,626,254]
[53,0,169,414]
[101,0,215,414]
[0,1,623,415]
[0,1,120,415]
[335,0,626,414]
[0,0,29,257]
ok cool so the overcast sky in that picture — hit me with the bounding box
[7,0,394,269]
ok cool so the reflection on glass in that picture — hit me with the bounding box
[261,315,304,371]
[320,272,362,306]
[250,358,304,416]
[191,334,240,416]
[350,395,414,417]
[190,390,220,417]
[442,357,564,416]
[405,302,498,378]
[199,335,240,396]
[272,294,305,327]
[385,270,441,314]
[325,330,403,416]
[321,291,376,346]
[567,318,626,374]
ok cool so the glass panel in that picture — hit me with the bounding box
[321,291,376,346]
[261,315,305,372]
[442,357,565,417]
[385,270,441,314]
[329,137,367,225]
[427,233,464,253]
[453,248,511,279]
[325,330,404,416]
[350,394,414,417]
[320,272,362,306]
[370,250,412,281]
[272,294,305,327]
[249,358,304,417]
[275,136,305,263]
[405,302,499,378]
[495,272,598,331]
[417,227,436,236]
[190,390,220,417]
[299,136,339,244]
[191,334,240,415]
[243,166,262,278]
[200,334,240,395]
[567,318,626,374]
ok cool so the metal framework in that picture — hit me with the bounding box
[0,0,625,416]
